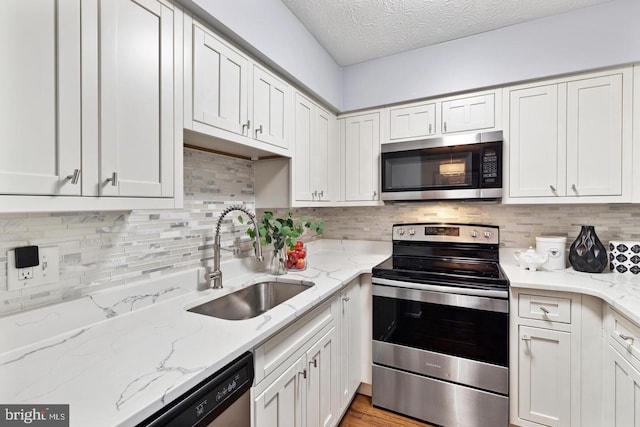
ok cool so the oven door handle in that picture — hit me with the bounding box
[372,279,509,313]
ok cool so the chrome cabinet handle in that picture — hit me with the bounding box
[299,369,307,379]
[318,190,324,199]
[549,185,556,192]
[342,297,350,302]
[310,359,317,368]
[571,184,578,193]
[620,333,634,343]
[66,169,80,184]
[522,335,531,341]
[105,172,118,186]
[373,190,377,199]
[242,120,251,134]
[255,125,263,136]
[312,190,317,200]
[539,306,550,315]
[429,124,432,134]
[443,122,447,132]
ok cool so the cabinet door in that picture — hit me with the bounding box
[566,74,623,197]
[509,84,567,198]
[99,0,174,197]
[441,93,495,134]
[344,113,380,201]
[518,325,571,426]
[252,66,290,150]
[389,103,435,140]
[293,93,315,202]
[313,106,334,202]
[192,23,248,136]
[340,282,362,410]
[254,355,306,427]
[306,327,338,427]
[605,344,640,427]
[0,0,81,196]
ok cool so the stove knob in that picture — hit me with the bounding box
[397,228,405,236]
[470,230,478,238]
[484,231,493,239]
[408,229,415,236]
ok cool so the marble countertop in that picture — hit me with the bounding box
[4,241,640,427]
[0,239,391,427]
[501,248,640,325]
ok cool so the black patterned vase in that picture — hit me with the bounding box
[568,225,608,273]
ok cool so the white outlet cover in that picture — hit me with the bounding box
[7,247,60,291]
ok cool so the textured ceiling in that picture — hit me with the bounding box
[281,0,612,66]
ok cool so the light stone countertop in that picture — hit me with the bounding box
[0,239,391,427]
[501,248,640,325]
[4,241,640,427]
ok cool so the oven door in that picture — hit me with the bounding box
[372,283,509,394]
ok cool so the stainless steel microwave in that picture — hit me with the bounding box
[380,131,503,201]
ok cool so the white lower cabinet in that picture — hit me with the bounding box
[517,325,571,426]
[510,289,603,427]
[605,344,640,427]
[253,280,365,427]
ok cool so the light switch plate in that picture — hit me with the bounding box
[7,247,60,291]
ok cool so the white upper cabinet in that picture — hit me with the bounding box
[388,102,436,140]
[441,93,495,134]
[384,89,500,143]
[508,84,565,198]
[0,0,81,196]
[341,113,380,203]
[191,22,249,136]
[98,0,174,198]
[0,0,180,211]
[566,74,624,197]
[292,92,336,205]
[505,67,632,203]
[250,65,291,150]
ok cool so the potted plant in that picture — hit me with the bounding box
[240,211,324,274]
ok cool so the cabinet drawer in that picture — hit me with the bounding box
[254,298,336,383]
[606,306,640,369]
[518,293,572,324]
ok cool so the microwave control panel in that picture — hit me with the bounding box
[480,142,502,187]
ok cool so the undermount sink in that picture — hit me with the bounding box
[187,279,315,320]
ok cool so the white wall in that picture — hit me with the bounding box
[186,0,343,110]
[341,0,640,111]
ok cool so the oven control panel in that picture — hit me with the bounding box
[393,223,499,245]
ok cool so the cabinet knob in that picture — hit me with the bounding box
[255,125,263,136]
[443,122,447,132]
[309,359,317,368]
[66,169,81,184]
[373,190,377,199]
[312,190,317,200]
[571,184,578,194]
[105,172,118,186]
[549,185,556,193]
[318,190,324,199]
[299,369,307,379]
[429,124,432,134]
[539,306,550,315]
[242,120,251,134]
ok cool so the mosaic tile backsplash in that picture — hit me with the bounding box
[3,147,640,316]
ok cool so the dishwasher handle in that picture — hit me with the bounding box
[138,352,254,427]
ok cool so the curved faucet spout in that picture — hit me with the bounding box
[209,205,264,289]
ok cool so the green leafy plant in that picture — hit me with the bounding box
[239,211,324,253]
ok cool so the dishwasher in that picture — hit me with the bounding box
[138,352,254,427]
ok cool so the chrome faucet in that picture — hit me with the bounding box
[208,205,264,289]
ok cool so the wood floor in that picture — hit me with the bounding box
[339,394,435,427]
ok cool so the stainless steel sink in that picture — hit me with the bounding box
[188,279,315,320]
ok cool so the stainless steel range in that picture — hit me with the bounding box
[371,223,509,427]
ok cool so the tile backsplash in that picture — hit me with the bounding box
[3,147,640,316]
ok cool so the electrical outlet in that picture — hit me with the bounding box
[7,247,60,290]
[18,268,33,280]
